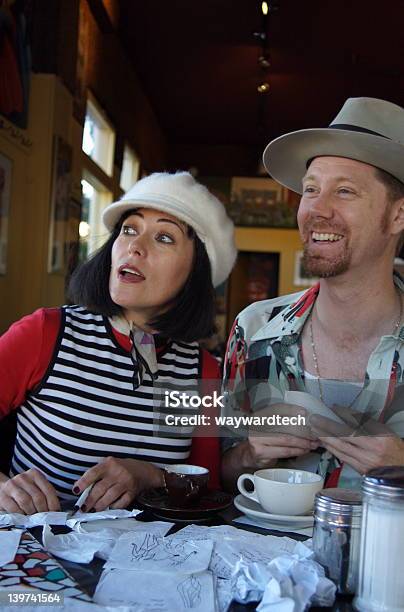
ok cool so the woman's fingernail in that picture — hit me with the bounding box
[80,504,87,512]
[73,486,80,494]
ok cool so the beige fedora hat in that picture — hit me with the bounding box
[263,97,404,194]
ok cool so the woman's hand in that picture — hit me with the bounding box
[0,468,61,514]
[72,457,165,512]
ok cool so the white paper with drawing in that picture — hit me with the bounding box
[169,526,300,580]
[94,568,216,611]
[104,531,213,573]
[43,523,175,564]
[168,524,265,543]
[209,535,301,580]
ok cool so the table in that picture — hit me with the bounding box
[30,503,355,611]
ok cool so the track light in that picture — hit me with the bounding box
[257,82,270,93]
[258,55,270,69]
[253,31,267,42]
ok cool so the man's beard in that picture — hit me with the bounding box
[301,243,352,278]
[300,200,392,278]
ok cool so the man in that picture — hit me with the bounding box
[221,97,404,490]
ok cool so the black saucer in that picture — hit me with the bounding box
[136,488,233,521]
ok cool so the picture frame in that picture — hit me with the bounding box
[48,136,73,273]
[0,152,12,275]
[229,177,299,228]
[294,250,319,287]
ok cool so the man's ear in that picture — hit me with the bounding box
[391,198,404,235]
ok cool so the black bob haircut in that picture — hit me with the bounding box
[68,210,216,342]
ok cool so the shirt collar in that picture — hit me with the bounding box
[251,284,320,342]
[251,273,404,343]
[110,314,159,377]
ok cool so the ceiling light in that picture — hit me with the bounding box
[258,55,270,69]
[257,82,270,94]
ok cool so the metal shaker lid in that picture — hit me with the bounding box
[363,466,404,499]
[315,488,363,523]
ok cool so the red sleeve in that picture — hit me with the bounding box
[0,308,60,417]
[188,349,222,489]
[0,309,135,420]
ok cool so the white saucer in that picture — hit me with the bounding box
[233,494,314,528]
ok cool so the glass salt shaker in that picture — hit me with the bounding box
[354,466,404,612]
[312,488,363,595]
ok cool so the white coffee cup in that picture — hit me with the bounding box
[237,468,324,515]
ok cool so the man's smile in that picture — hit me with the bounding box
[311,231,344,243]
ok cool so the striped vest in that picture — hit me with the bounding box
[11,306,200,499]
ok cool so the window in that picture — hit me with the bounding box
[82,94,115,176]
[120,144,140,192]
[79,93,117,264]
[79,175,112,263]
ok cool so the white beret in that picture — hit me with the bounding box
[102,171,237,287]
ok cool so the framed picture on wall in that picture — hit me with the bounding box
[48,136,72,273]
[294,250,319,287]
[229,177,299,228]
[0,152,12,275]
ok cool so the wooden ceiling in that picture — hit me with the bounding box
[118,0,404,175]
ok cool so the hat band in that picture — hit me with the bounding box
[329,123,390,139]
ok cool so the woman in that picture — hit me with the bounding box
[0,171,236,514]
